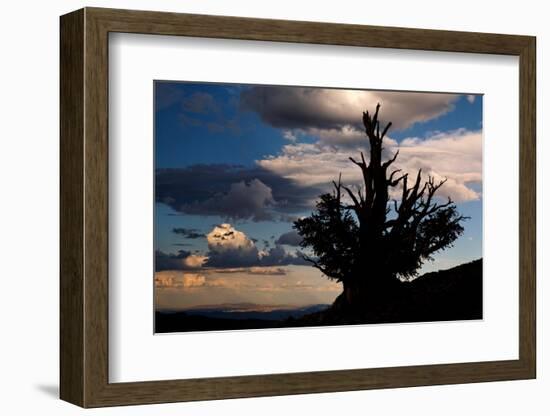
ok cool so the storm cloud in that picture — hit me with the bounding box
[240,86,459,132]
[155,164,324,221]
[275,230,303,246]
[184,179,275,222]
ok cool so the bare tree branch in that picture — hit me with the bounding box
[381,121,393,139]
[382,150,399,169]
[342,184,361,209]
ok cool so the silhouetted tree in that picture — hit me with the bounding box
[294,104,466,310]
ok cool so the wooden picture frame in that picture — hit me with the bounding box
[60,7,536,408]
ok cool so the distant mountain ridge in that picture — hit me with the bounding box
[182,304,329,321]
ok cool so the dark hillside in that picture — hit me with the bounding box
[290,259,482,327]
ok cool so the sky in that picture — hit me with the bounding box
[154,81,483,312]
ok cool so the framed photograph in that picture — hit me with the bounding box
[60,7,536,408]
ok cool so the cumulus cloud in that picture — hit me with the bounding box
[257,142,363,188]
[203,223,306,268]
[257,129,482,203]
[155,224,309,289]
[275,230,303,246]
[205,223,260,267]
[184,254,208,269]
[282,130,298,141]
[241,86,459,131]
[396,129,482,201]
[154,224,307,270]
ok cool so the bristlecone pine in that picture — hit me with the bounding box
[294,103,467,312]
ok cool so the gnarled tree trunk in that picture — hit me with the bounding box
[295,103,466,317]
